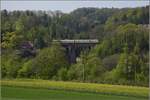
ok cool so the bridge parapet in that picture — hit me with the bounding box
[53,39,99,44]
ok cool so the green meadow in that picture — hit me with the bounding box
[2,86,148,100]
[1,79,149,100]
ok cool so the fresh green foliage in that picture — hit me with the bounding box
[68,52,105,82]
[1,6,149,86]
[18,42,68,79]
[1,51,27,78]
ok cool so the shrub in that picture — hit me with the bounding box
[58,68,68,81]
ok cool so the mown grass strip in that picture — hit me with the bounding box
[2,86,148,100]
[1,79,149,98]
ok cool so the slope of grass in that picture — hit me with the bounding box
[1,79,149,98]
[2,86,148,100]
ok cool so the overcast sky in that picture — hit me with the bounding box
[1,1,149,13]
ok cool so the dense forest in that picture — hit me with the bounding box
[1,6,149,86]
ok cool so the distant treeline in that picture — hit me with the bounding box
[1,6,149,86]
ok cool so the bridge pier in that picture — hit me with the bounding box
[67,45,76,63]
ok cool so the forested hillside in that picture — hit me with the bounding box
[1,6,149,86]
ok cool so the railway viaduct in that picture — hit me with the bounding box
[53,39,99,63]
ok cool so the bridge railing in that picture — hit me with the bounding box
[53,39,99,44]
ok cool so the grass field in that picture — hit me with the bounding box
[1,79,149,100]
[2,86,148,100]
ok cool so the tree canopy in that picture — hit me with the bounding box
[1,6,149,86]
